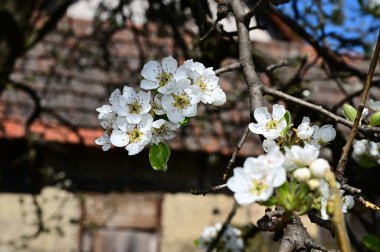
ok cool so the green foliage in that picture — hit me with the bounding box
[363,234,380,252]
[370,112,380,126]
[149,143,171,172]
[342,104,357,122]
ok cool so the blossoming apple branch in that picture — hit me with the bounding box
[94,0,380,251]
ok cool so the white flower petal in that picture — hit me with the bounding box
[234,192,257,205]
[248,122,265,134]
[110,129,130,147]
[262,139,279,152]
[122,86,137,103]
[269,167,286,187]
[211,87,226,106]
[182,104,197,117]
[141,60,162,81]
[254,107,271,123]
[161,95,175,111]
[369,99,380,111]
[173,64,188,81]
[152,119,167,128]
[167,109,184,123]
[320,125,336,143]
[126,143,145,155]
[140,79,159,90]
[272,104,286,121]
[162,55,177,74]
[127,114,141,124]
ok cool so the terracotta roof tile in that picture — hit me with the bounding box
[1,19,376,157]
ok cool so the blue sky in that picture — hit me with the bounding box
[279,0,380,54]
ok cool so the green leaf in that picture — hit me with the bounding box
[284,110,291,126]
[342,104,357,122]
[370,112,380,127]
[363,234,380,252]
[149,143,171,172]
[180,117,190,127]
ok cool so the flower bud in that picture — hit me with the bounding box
[370,111,380,127]
[307,179,320,190]
[293,168,311,182]
[342,104,357,122]
[310,158,330,178]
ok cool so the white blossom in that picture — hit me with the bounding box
[353,139,368,158]
[311,125,336,149]
[248,104,287,140]
[210,87,226,106]
[319,182,354,220]
[186,62,225,105]
[283,144,319,171]
[369,99,380,112]
[111,114,153,155]
[161,79,202,123]
[310,158,330,178]
[95,132,111,151]
[152,94,165,115]
[96,104,113,119]
[197,223,244,251]
[140,55,187,94]
[113,87,151,124]
[342,195,355,213]
[151,119,179,144]
[227,150,286,205]
[296,117,314,140]
[293,168,311,182]
[96,105,116,130]
[262,139,279,153]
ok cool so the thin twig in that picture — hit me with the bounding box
[206,201,239,252]
[266,60,295,72]
[335,30,380,183]
[200,3,230,41]
[262,85,380,134]
[215,62,242,75]
[223,126,250,180]
[354,195,380,211]
[191,184,227,196]
[244,0,264,23]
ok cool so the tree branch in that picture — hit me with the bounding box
[335,30,380,183]
[206,201,239,252]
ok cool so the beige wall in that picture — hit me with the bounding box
[0,187,79,252]
[0,189,321,252]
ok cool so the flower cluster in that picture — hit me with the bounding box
[228,104,353,220]
[352,139,380,167]
[197,223,244,252]
[227,149,286,205]
[249,104,336,150]
[95,56,226,155]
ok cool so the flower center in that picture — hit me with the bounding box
[173,93,190,109]
[128,100,142,114]
[157,72,172,87]
[265,119,279,130]
[152,101,162,111]
[250,179,268,196]
[153,126,167,136]
[128,128,143,143]
[195,78,207,92]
